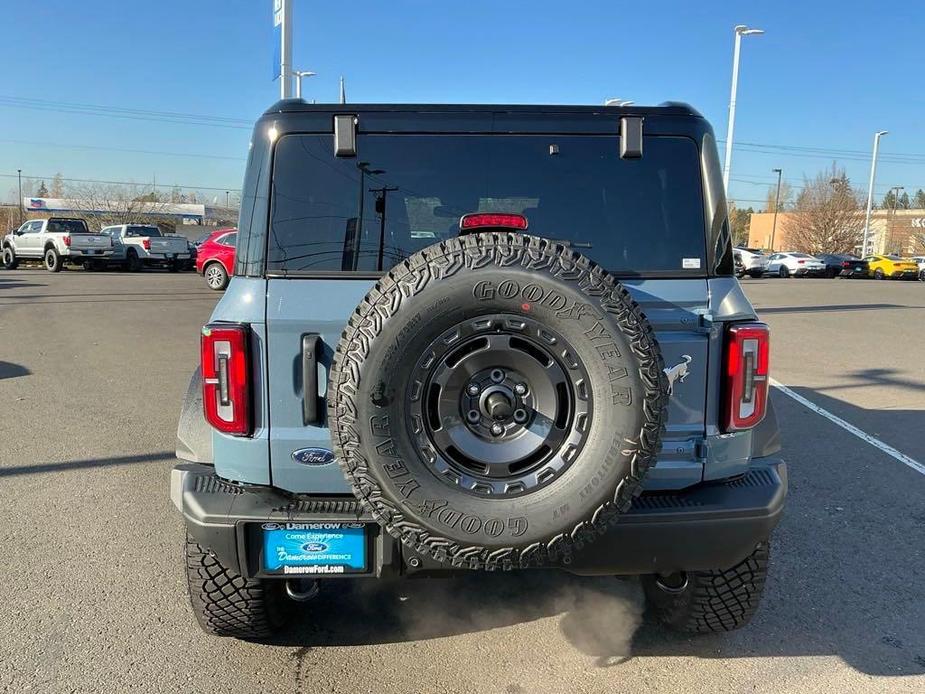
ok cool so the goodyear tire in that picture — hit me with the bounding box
[185,532,288,639]
[328,233,668,570]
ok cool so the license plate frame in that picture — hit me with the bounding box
[259,521,371,576]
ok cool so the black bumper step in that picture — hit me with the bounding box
[171,460,786,577]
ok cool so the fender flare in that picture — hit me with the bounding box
[176,367,213,464]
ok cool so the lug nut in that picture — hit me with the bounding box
[467,383,480,396]
[490,423,504,436]
[467,410,481,423]
[514,383,528,396]
[513,408,528,424]
[490,369,505,383]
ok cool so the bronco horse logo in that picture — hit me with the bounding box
[663,355,693,395]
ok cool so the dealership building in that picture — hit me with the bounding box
[748,208,925,255]
[22,196,207,225]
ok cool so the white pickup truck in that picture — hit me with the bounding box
[2,217,113,272]
[100,224,191,272]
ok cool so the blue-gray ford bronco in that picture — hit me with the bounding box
[170,101,785,639]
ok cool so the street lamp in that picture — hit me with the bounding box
[722,24,765,192]
[862,130,888,256]
[293,70,317,100]
[770,168,783,250]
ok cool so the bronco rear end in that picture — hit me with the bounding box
[171,101,785,639]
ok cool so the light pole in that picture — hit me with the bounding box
[294,70,316,99]
[769,168,783,250]
[722,24,764,192]
[17,168,23,225]
[862,130,888,256]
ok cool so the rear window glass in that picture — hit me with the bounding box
[128,226,161,237]
[47,219,89,234]
[268,134,706,275]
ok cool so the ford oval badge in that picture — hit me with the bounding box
[291,447,336,466]
[302,542,328,553]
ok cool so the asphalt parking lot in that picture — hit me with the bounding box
[1,269,923,693]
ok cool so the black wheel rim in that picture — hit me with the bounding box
[407,314,592,497]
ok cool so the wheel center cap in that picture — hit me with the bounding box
[484,391,514,421]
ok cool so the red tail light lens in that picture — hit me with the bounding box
[723,322,770,432]
[797,259,805,264]
[842,261,851,267]
[459,213,528,231]
[142,238,151,250]
[201,323,251,436]
[62,235,71,247]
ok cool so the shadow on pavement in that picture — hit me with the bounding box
[0,451,175,477]
[808,367,925,395]
[0,361,30,380]
[0,296,216,306]
[263,388,925,678]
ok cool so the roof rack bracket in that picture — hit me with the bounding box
[334,114,357,157]
[620,116,643,159]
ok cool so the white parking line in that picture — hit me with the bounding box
[770,378,925,477]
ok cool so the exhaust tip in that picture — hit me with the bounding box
[286,578,320,602]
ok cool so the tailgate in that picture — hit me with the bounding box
[71,234,111,250]
[265,277,710,494]
[149,237,188,254]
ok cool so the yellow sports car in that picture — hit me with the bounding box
[865,255,919,280]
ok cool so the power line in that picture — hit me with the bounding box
[0,138,245,162]
[0,95,252,130]
[0,172,238,193]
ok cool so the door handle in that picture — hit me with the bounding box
[301,334,322,425]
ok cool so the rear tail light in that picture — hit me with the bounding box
[142,238,151,250]
[62,235,71,247]
[842,261,851,267]
[459,213,528,231]
[201,323,251,436]
[797,259,805,264]
[723,322,770,432]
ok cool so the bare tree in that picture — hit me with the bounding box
[50,173,66,198]
[66,183,174,230]
[727,200,754,246]
[783,165,864,254]
[764,180,792,213]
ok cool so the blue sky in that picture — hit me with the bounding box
[1,0,923,207]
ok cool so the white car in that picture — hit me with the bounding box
[100,224,191,272]
[733,247,770,278]
[766,252,826,278]
[913,256,925,281]
[1,217,113,272]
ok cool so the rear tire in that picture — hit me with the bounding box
[44,247,62,272]
[642,541,770,634]
[204,262,229,290]
[126,250,142,273]
[2,246,17,270]
[185,532,289,639]
[778,266,789,278]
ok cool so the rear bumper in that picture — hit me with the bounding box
[64,249,113,258]
[171,459,787,578]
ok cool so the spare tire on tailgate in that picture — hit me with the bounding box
[328,233,668,570]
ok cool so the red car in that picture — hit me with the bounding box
[195,228,236,290]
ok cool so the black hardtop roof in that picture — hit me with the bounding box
[264,100,702,117]
[257,100,710,137]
